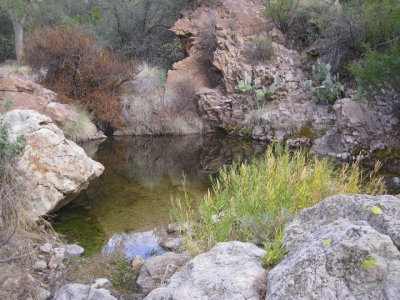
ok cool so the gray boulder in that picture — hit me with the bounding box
[137,251,190,294]
[283,194,400,249]
[265,194,400,300]
[53,283,116,300]
[144,241,267,300]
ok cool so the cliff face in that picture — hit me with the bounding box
[169,0,400,166]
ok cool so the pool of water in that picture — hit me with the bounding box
[52,133,268,257]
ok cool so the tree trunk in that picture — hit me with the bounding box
[13,21,24,63]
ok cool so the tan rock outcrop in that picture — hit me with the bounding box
[3,110,105,217]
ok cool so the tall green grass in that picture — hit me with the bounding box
[172,144,385,256]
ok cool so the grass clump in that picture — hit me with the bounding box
[61,106,98,142]
[172,144,385,261]
[246,35,275,63]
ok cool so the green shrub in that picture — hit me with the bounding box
[261,0,300,33]
[305,59,345,104]
[291,0,334,45]
[0,116,25,173]
[172,144,385,256]
[246,35,274,62]
[349,42,400,96]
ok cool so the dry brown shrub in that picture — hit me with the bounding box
[24,26,135,130]
[167,75,198,114]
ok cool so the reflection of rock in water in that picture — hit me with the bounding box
[103,227,167,259]
[199,136,268,173]
[79,138,107,159]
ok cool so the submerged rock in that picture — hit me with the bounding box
[144,241,267,300]
[3,110,104,217]
[265,194,400,300]
[54,283,116,300]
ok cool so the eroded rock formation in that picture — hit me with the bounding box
[169,0,400,164]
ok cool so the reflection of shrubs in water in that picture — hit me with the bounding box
[120,63,205,136]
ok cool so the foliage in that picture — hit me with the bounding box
[246,34,274,63]
[261,228,287,268]
[235,72,254,93]
[0,8,14,62]
[172,144,385,256]
[0,115,25,173]
[305,59,345,104]
[255,75,280,101]
[349,42,400,96]
[24,26,134,130]
[61,106,98,142]
[93,0,188,69]
[291,0,334,45]
[235,72,280,106]
[261,0,300,33]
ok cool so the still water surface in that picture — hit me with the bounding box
[53,134,268,257]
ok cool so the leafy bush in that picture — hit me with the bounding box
[172,144,385,256]
[349,42,400,96]
[246,34,274,63]
[24,26,134,130]
[290,0,334,45]
[305,60,345,104]
[261,0,300,33]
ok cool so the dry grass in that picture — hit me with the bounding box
[0,162,63,299]
[61,106,98,142]
[120,63,205,136]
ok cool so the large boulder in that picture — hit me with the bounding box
[265,194,400,300]
[137,251,190,294]
[3,110,104,216]
[53,283,116,300]
[144,241,267,300]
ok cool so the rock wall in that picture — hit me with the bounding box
[170,0,400,164]
[3,110,104,217]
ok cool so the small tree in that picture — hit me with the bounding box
[261,0,300,34]
[0,0,38,62]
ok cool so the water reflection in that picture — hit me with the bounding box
[103,229,166,259]
[53,133,268,257]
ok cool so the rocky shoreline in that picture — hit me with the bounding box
[46,194,400,299]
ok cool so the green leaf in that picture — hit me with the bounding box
[255,89,266,100]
